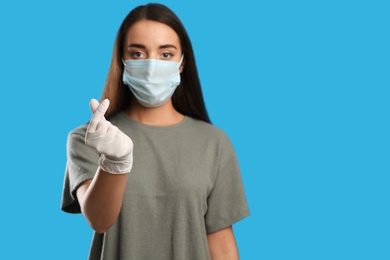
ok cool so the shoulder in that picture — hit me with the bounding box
[186,117,234,151]
[68,123,88,141]
[67,110,125,137]
[66,123,99,160]
[187,117,228,137]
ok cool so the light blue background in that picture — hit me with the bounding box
[1,0,389,259]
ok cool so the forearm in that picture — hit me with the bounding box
[78,167,128,233]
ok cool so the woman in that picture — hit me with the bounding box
[61,3,250,259]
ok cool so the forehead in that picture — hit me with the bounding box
[125,20,180,46]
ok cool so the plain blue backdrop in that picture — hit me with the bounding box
[0,0,389,259]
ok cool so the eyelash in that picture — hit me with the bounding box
[129,51,174,59]
[162,52,173,59]
[130,51,144,58]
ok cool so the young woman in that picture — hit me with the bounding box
[61,3,249,259]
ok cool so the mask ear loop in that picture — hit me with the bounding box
[178,55,184,67]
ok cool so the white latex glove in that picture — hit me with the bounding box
[85,98,133,174]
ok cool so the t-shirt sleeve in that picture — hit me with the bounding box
[61,125,99,213]
[204,139,250,234]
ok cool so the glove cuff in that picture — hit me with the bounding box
[98,152,133,174]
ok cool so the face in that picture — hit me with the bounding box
[123,20,184,71]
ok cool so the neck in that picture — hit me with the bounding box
[125,98,184,126]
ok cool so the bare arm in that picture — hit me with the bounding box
[76,167,128,233]
[207,226,239,260]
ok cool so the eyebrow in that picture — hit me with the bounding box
[128,44,177,49]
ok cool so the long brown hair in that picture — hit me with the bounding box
[101,3,211,123]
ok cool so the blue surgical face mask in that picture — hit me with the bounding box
[122,56,184,108]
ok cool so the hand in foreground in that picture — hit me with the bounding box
[85,99,133,174]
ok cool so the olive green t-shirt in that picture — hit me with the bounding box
[61,112,250,260]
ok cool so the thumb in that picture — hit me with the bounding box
[89,98,110,115]
[94,99,110,117]
[87,98,110,132]
[89,98,100,113]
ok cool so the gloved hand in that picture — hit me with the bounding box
[85,98,133,174]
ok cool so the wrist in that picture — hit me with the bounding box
[99,152,133,174]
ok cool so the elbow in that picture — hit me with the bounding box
[81,206,115,234]
[91,225,109,234]
[88,219,114,234]
[79,194,120,234]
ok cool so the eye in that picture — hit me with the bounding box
[130,51,145,59]
[161,52,173,59]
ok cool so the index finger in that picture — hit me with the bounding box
[88,99,110,132]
